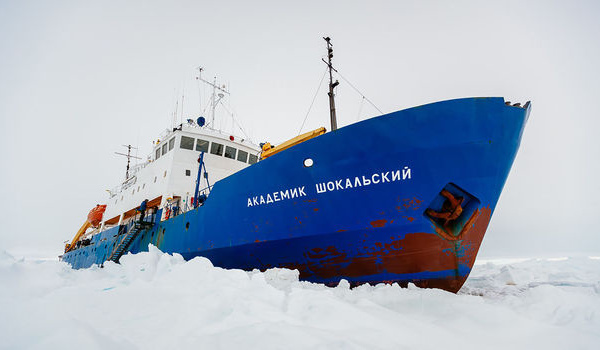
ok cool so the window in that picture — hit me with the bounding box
[164,170,167,178]
[224,146,236,159]
[196,138,209,152]
[249,154,258,164]
[210,142,224,156]
[237,149,248,163]
[154,176,157,183]
[162,143,168,155]
[185,169,191,176]
[155,149,161,160]
[180,136,194,150]
[168,138,175,151]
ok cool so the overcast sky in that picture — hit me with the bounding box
[1,0,598,258]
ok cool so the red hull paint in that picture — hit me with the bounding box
[284,207,491,293]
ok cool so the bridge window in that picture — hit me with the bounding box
[237,149,248,163]
[249,154,258,164]
[168,137,175,151]
[210,142,224,156]
[224,146,236,159]
[162,143,168,155]
[196,138,209,152]
[155,149,160,160]
[180,136,194,150]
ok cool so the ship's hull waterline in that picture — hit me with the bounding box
[62,97,529,293]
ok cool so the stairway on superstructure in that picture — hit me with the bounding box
[106,220,153,264]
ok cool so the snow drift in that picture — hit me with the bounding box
[0,246,598,349]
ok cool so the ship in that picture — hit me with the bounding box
[60,38,530,293]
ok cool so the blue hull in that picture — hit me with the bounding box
[63,97,530,292]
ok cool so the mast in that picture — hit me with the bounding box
[115,145,141,180]
[211,76,217,127]
[323,36,339,131]
[196,72,229,129]
[196,66,204,114]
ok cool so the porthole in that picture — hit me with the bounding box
[185,222,190,230]
[303,158,314,167]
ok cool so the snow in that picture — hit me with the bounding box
[1,247,598,350]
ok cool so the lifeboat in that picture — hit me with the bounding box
[87,205,107,228]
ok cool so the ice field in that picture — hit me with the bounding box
[1,246,598,350]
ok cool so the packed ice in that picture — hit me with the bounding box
[0,246,598,349]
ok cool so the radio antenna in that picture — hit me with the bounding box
[115,144,141,180]
[196,72,230,129]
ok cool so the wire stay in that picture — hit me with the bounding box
[298,67,328,135]
[335,70,383,114]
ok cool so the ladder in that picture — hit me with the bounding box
[107,221,152,263]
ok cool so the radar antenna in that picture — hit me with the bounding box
[322,36,339,131]
[115,144,141,180]
[196,71,230,129]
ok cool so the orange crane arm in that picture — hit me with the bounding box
[261,127,326,159]
[65,221,92,253]
[65,205,106,253]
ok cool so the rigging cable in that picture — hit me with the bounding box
[201,95,213,123]
[218,100,253,143]
[356,96,365,122]
[335,70,383,115]
[298,67,328,135]
[180,88,185,127]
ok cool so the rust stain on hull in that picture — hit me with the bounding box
[370,219,388,228]
[284,206,492,293]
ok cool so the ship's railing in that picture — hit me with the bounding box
[128,161,150,177]
[176,185,213,214]
[107,161,152,197]
[108,179,136,198]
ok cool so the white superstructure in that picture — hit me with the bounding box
[100,122,261,229]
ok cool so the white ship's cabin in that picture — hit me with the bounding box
[98,123,261,233]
